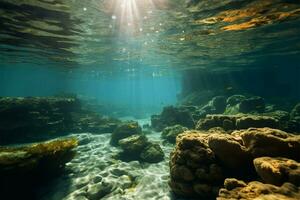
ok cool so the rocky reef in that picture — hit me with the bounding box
[111,121,164,163]
[169,127,300,199]
[0,137,78,199]
[0,97,120,144]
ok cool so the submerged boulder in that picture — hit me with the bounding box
[0,138,78,198]
[169,127,300,199]
[196,114,280,131]
[140,143,164,163]
[116,133,164,163]
[239,96,265,113]
[161,125,188,143]
[151,106,194,131]
[254,157,300,186]
[218,179,300,200]
[110,121,142,146]
[0,97,120,145]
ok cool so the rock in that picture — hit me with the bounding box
[237,127,300,161]
[223,178,246,190]
[239,96,265,113]
[254,157,300,186]
[209,96,227,113]
[169,130,223,198]
[290,103,300,120]
[151,106,195,131]
[118,134,149,153]
[236,115,279,129]
[196,114,280,131]
[0,97,120,145]
[86,181,113,200]
[0,138,78,199]
[161,125,188,143]
[140,143,164,163]
[169,128,300,199]
[226,95,246,107]
[110,121,142,146]
[218,179,300,200]
[208,134,252,170]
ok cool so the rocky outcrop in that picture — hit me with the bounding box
[116,134,164,163]
[0,97,120,145]
[169,128,300,199]
[254,157,300,186]
[196,114,279,131]
[151,106,194,131]
[169,131,223,198]
[0,138,78,199]
[218,179,300,200]
[161,125,188,143]
[110,121,142,146]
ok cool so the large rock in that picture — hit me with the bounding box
[169,128,300,199]
[0,138,78,199]
[254,157,300,186]
[169,130,223,198]
[196,114,280,131]
[239,96,265,113]
[151,106,195,131]
[218,179,300,200]
[161,125,188,143]
[0,97,120,144]
[116,133,164,163]
[208,134,252,170]
[140,143,164,163]
[237,128,300,160]
[110,121,142,146]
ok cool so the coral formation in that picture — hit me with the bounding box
[161,124,188,144]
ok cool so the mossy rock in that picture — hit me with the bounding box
[0,137,78,199]
[161,125,188,144]
[119,134,149,153]
[110,121,142,146]
[140,143,164,163]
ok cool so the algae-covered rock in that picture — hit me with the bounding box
[254,157,300,186]
[118,134,149,153]
[0,138,78,198]
[208,134,252,170]
[0,97,120,145]
[169,130,223,198]
[151,106,194,131]
[196,114,280,131]
[218,179,300,200]
[237,127,300,160]
[110,121,142,146]
[239,96,265,113]
[161,125,188,144]
[140,143,164,163]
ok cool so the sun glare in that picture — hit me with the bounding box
[104,0,169,35]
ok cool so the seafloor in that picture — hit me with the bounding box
[0,94,300,200]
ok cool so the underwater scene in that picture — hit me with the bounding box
[1,0,300,199]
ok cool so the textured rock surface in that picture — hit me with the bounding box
[237,128,300,160]
[218,179,300,200]
[169,127,300,199]
[0,97,120,144]
[254,157,300,186]
[110,121,142,146]
[161,125,188,143]
[196,114,281,131]
[151,106,195,131]
[0,138,78,199]
[169,130,223,198]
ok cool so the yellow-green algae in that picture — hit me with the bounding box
[0,138,78,174]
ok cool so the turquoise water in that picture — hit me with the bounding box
[1,0,300,200]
